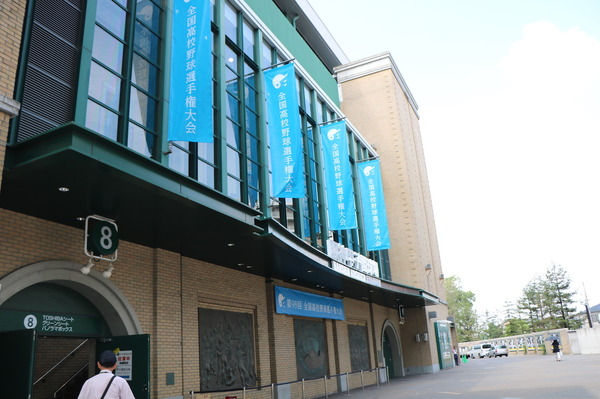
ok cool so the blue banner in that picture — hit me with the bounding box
[168,0,213,142]
[358,160,390,250]
[320,121,357,230]
[274,286,345,320]
[264,63,305,197]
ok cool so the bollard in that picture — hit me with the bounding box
[243,386,246,399]
[376,367,380,388]
[346,372,350,396]
[271,383,275,399]
[301,378,305,399]
[360,370,364,390]
[324,375,328,399]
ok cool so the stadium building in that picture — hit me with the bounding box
[0,0,451,398]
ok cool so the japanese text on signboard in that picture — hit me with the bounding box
[168,0,213,142]
[321,120,357,229]
[264,63,305,197]
[358,160,390,250]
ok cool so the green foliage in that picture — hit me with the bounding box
[450,265,581,342]
[480,311,503,339]
[445,276,479,342]
[518,279,552,331]
[515,264,582,332]
[545,264,582,330]
[503,318,530,336]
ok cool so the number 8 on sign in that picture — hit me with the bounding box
[87,220,119,255]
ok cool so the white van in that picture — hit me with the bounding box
[470,343,492,358]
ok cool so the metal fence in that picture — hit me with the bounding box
[189,367,389,399]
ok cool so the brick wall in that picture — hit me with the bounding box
[0,208,419,397]
[336,55,446,303]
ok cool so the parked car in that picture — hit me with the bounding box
[469,344,481,358]
[487,344,509,358]
[470,343,493,358]
[494,344,509,357]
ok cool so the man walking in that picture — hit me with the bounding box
[78,350,136,399]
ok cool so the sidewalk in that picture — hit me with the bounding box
[325,354,600,399]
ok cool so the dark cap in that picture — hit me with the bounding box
[98,350,117,367]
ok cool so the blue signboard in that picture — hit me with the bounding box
[168,0,213,142]
[274,286,345,320]
[264,63,305,197]
[358,160,391,250]
[320,121,358,230]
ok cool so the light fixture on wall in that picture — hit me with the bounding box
[80,258,95,275]
[81,257,115,278]
[439,274,445,280]
[425,264,432,270]
[103,263,114,278]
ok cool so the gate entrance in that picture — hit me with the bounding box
[0,261,148,399]
[382,321,404,378]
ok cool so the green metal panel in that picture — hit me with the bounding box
[74,0,97,125]
[434,321,454,370]
[255,29,272,217]
[382,332,395,377]
[216,0,228,194]
[9,0,36,145]
[244,0,340,104]
[159,0,175,166]
[0,283,110,336]
[0,329,36,399]
[0,310,104,337]
[97,334,150,399]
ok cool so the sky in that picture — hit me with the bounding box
[308,0,600,315]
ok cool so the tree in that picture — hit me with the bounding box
[481,311,503,339]
[503,317,530,336]
[515,264,583,332]
[517,280,538,331]
[545,264,582,330]
[445,276,479,342]
[503,300,518,321]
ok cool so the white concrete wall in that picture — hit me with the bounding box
[571,328,600,354]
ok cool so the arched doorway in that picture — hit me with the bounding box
[0,260,142,334]
[0,260,147,399]
[381,320,404,378]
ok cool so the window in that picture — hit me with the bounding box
[268,73,326,249]
[169,26,217,189]
[168,2,259,203]
[85,0,163,159]
[223,4,261,206]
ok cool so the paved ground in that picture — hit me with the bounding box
[327,354,600,399]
